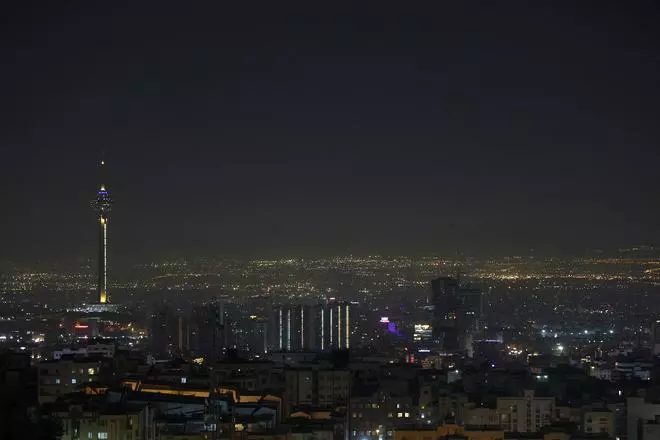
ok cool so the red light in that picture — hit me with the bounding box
[74,323,89,329]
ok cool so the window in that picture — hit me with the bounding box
[404,412,410,418]
[88,368,95,375]
[72,379,77,384]
[98,433,108,439]
[397,412,403,418]
[55,378,61,384]
[88,433,93,439]
[181,377,187,384]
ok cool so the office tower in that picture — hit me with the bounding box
[254,317,269,354]
[295,304,322,351]
[289,305,304,351]
[268,306,287,352]
[431,276,484,354]
[431,276,460,350]
[91,159,112,304]
[149,304,191,358]
[271,306,302,352]
[269,305,327,352]
[303,305,321,351]
[190,302,230,362]
[150,304,173,358]
[325,300,351,350]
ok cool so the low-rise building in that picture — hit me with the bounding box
[581,408,614,437]
[38,357,106,404]
[496,390,555,433]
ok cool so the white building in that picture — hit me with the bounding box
[582,408,614,437]
[627,397,660,440]
[53,343,115,360]
[497,390,555,433]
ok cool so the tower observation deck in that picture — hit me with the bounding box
[91,160,112,304]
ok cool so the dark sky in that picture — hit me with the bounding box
[1,1,659,263]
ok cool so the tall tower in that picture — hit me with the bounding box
[92,160,112,304]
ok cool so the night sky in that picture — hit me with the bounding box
[1,1,659,263]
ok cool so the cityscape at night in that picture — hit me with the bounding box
[1,2,660,440]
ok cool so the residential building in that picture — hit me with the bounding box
[496,390,555,433]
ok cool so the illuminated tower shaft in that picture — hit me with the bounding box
[98,214,108,303]
[92,160,112,304]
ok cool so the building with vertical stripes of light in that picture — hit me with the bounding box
[270,301,351,352]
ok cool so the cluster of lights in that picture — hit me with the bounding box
[507,345,523,356]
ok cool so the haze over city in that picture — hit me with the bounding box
[2,2,659,264]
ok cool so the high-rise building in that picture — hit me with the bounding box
[149,304,191,358]
[326,300,351,350]
[91,159,112,304]
[431,276,484,354]
[269,304,342,352]
[431,277,460,350]
[190,302,231,362]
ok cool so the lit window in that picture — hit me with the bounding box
[98,433,108,439]
[72,379,77,384]
[397,403,401,409]
[88,433,93,439]
[397,412,403,418]
[405,412,410,418]
[181,377,187,384]
[55,378,61,384]
[88,368,95,375]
